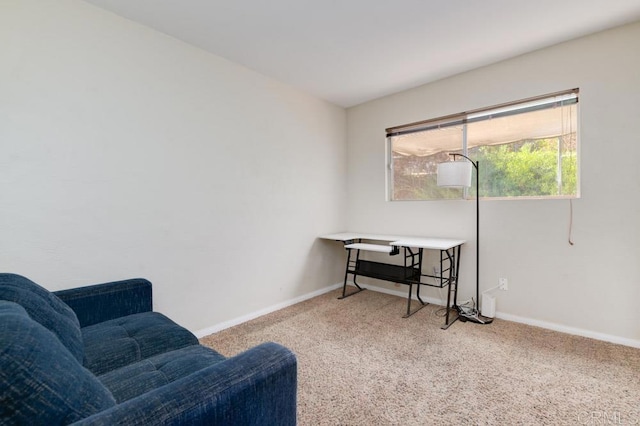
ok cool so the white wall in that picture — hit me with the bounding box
[0,0,347,332]
[346,22,640,342]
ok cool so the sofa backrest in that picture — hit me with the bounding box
[0,273,84,363]
[0,301,116,424]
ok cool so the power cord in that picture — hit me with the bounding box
[568,198,574,246]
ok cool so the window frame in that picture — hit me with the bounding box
[386,89,580,201]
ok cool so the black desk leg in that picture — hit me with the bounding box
[338,246,366,299]
[402,248,427,318]
[441,246,461,330]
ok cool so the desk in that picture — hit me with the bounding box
[320,232,465,329]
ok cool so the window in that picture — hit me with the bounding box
[386,89,579,201]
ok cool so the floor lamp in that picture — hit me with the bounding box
[437,154,493,325]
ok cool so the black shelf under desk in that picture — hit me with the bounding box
[354,260,420,284]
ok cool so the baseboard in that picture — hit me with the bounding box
[494,312,640,349]
[194,283,342,338]
[361,284,640,348]
[341,283,640,348]
[196,282,640,349]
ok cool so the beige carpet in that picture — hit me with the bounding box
[200,289,640,425]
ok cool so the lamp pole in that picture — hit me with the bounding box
[449,153,482,318]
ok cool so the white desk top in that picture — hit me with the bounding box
[320,232,465,250]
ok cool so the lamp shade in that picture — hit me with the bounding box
[437,161,472,187]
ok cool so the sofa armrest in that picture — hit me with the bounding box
[73,342,297,426]
[54,279,153,327]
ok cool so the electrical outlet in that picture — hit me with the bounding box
[499,278,508,291]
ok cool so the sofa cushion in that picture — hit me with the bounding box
[98,345,226,403]
[0,301,116,424]
[0,273,83,363]
[82,311,199,375]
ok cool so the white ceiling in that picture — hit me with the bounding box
[83,0,640,107]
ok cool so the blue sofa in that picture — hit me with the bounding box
[0,273,297,425]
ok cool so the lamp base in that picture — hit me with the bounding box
[457,308,494,325]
